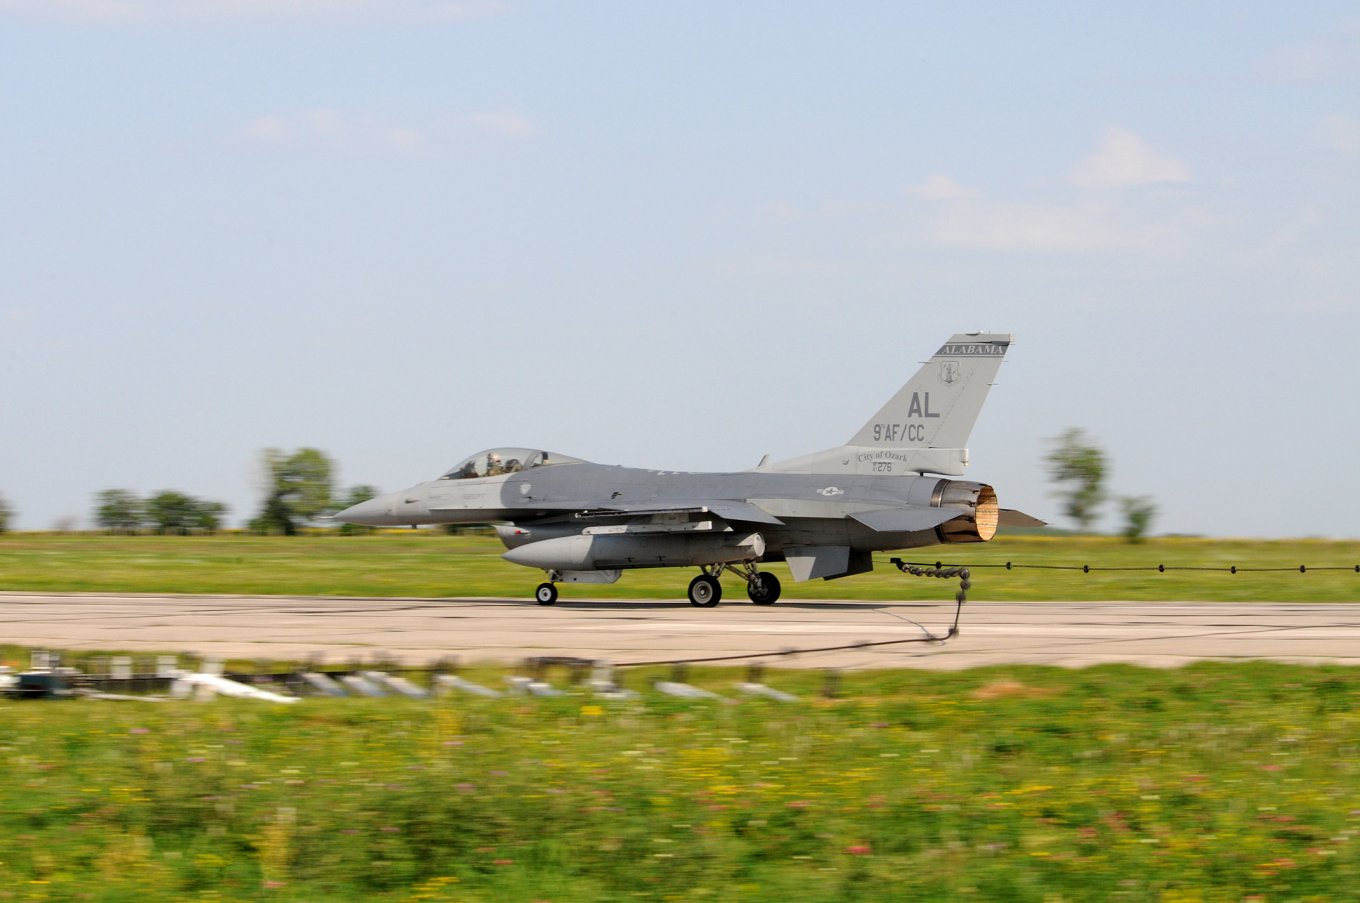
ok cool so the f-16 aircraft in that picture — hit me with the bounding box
[336,332,1039,606]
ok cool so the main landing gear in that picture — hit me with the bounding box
[687,574,722,607]
[745,571,781,605]
[687,563,781,607]
[534,563,781,607]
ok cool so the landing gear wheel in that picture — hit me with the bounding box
[535,583,558,606]
[687,575,722,607]
[747,572,781,605]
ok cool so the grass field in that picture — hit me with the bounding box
[2,663,1359,901]
[0,532,1358,601]
[3,535,1358,900]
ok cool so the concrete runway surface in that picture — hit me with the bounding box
[3,592,1360,670]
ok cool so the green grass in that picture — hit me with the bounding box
[2,663,1359,901]
[3,535,1357,898]
[1,532,1357,601]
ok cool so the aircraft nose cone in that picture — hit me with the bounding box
[335,496,389,526]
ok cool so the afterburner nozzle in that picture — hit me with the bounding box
[936,482,998,543]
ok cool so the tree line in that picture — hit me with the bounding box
[88,448,377,535]
[94,490,229,534]
[5,437,1155,538]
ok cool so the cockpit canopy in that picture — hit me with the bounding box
[440,448,585,480]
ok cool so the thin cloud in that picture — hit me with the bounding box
[1070,127,1191,189]
[1264,18,1360,81]
[243,109,534,157]
[907,174,979,200]
[927,197,1216,255]
[245,110,428,158]
[462,111,536,140]
[910,128,1205,252]
[0,0,504,23]
[1316,113,1360,156]
[931,200,1123,252]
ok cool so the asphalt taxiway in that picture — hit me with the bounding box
[3,592,1359,669]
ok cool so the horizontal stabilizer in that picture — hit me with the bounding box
[849,507,963,533]
[998,509,1047,528]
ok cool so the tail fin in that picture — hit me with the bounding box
[765,332,1011,476]
[848,333,1011,449]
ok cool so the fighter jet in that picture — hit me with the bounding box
[336,332,1039,606]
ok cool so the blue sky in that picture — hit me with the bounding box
[1,1,1357,538]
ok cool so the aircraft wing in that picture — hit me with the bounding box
[572,500,786,526]
[703,501,787,525]
[848,507,966,533]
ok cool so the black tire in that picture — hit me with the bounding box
[535,583,558,606]
[747,572,781,605]
[687,575,722,607]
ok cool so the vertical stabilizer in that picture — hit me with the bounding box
[847,333,1011,449]
[763,332,1012,476]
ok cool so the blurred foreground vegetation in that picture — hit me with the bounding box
[1,663,1358,901]
[0,532,1357,601]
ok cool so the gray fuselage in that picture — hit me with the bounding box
[342,459,994,567]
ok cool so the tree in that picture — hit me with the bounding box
[253,448,336,535]
[1119,495,1158,543]
[1044,428,1108,533]
[94,489,144,534]
[0,492,12,534]
[252,493,296,536]
[335,485,380,535]
[193,500,229,535]
[146,491,200,535]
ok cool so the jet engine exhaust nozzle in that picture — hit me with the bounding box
[935,481,999,544]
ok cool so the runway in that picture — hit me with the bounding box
[3,592,1360,669]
